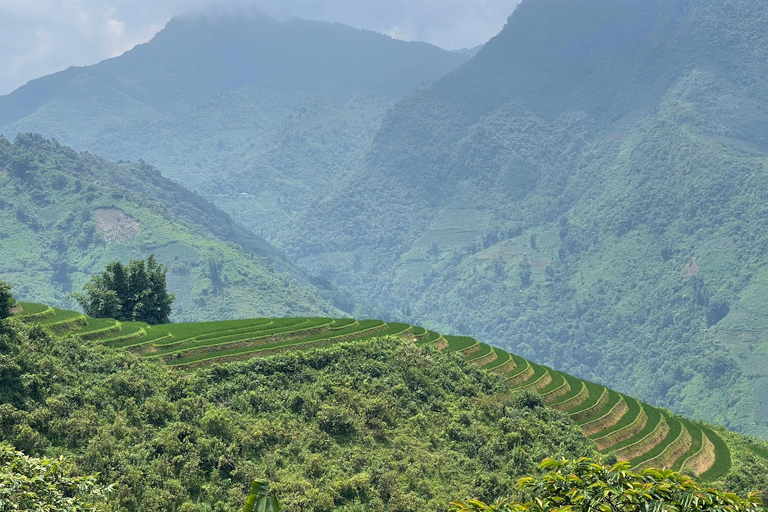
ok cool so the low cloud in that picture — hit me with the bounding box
[0,0,520,95]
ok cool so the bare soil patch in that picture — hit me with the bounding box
[94,208,139,244]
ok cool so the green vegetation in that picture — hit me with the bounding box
[0,11,468,248]
[275,0,768,441]
[71,255,175,324]
[12,302,766,486]
[0,135,339,321]
[0,280,13,319]
[0,315,595,512]
[450,458,763,512]
[242,481,280,512]
[0,444,113,512]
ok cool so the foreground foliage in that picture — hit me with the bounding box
[242,480,280,512]
[451,458,762,512]
[0,318,594,512]
[0,444,112,512]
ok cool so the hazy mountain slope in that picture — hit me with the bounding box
[0,134,339,320]
[0,11,469,239]
[288,0,768,436]
[0,10,467,125]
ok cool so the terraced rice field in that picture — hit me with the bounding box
[15,303,731,481]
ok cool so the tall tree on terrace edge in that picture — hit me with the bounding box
[71,255,175,324]
[0,280,14,320]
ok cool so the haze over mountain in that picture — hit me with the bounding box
[286,0,768,437]
[0,134,340,320]
[4,0,768,440]
[0,9,469,237]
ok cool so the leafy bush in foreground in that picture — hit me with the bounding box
[0,443,112,512]
[450,458,762,512]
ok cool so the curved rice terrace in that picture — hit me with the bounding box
[14,302,740,481]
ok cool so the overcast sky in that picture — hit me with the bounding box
[0,0,520,96]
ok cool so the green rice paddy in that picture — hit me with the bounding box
[13,302,732,480]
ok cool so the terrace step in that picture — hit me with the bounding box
[145,319,339,358]
[581,394,629,437]
[681,429,716,476]
[592,399,648,451]
[551,381,589,412]
[506,360,534,387]
[570,386,611,422]
[487,351,516,375]
[614,412,669,462]
[536,370,566,396]
[171,321,391,370]
[521,366,553,393]
[541,373,572,404]
[697,426,731,481]
[158,320,383,362]
[469,346,498,367]
[635,418,693,471]
[17,304,55,322]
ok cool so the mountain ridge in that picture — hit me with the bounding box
[0,133,342,320]
[285,0,768,438]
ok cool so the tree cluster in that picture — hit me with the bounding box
[0,280,13,320]
[0,444,112,512]
[71,255,175,324]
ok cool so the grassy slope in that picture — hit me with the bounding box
[0,135,338,321]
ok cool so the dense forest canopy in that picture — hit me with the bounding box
[0,314,596,512]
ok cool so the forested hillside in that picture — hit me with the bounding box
[0,10,468,240]
[0,134,340,320]
[0,316,594,512]
[5,301,768,511]
[287,0,768,437]
[5,0,768,441]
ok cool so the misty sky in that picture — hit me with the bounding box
[0,0,520,96]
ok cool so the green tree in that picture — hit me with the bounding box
[519,257,533,288]
[71,255,175,324]
[0,280,14,320]
[450,458,762,512]
[0,443,112,511]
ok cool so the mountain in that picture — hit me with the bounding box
[0,134,340,320]
[286,0,768,437]
[452,45,484,57]
[0,10,469,236]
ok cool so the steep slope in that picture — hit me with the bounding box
[0,10,469,234]
[0,314,595,512]
[14,301,768,496]
[0,134,339,320]
[288,0,768,437]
